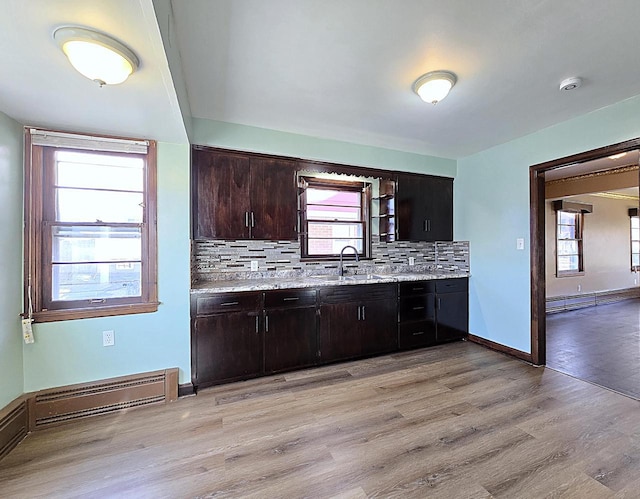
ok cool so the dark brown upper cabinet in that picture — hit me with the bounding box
[192,147,297,240]
[396,173,453,242]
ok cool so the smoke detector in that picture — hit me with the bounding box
[559,77,583,91]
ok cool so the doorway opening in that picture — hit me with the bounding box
[530,138,640,399]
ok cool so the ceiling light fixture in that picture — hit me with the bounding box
[608,152,627,160]
[53,27,139,86]
[412,71,457,105]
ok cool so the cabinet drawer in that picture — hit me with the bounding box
[399,295,435,322]
[399,280,435,297]
[264,288,316,309]
[195,292,261,316]
[399,321,436,349]
[319,283,396,304]
[435,278,468,294]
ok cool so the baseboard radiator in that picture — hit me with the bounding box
[30,368,179,429]
[0,367,178,461]
[0,397,29,461]
[546,286,640,314]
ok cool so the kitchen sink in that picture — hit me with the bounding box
[310,274,386,281]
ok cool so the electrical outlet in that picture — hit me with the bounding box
[103,330,115,347]
[250,260,259,271]
[408,257,415,266]
[577,285,581,292]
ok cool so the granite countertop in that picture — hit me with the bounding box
[191,271,470,294]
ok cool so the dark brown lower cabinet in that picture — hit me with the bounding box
[435,278,469,342]
[319,284,397,363]
[398,281,437,350]
[193,311,262,387]
[191,278,467,389]
[264,289,318,373]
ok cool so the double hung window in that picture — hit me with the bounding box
[299,178,370,258]
[556,210,583,275]
[631,212,639,271]
[24,129,158,322]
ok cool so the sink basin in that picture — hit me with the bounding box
[345,274,385,281]
[310,274,385,282]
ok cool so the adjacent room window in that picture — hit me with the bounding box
[24,129,158,322]
[556,210,584,275]
[299,177,370,258]
[631,213,639,271]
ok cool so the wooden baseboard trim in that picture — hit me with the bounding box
[546,287,640,314]
[31,367,179,430]
[178,383,195,397]
[468,334,534,363]
[0,395,29,461]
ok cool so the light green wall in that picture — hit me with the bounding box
[23,142,191,392]
[192,118,457,176]
[455,94,640,353]
[0,112,24,407]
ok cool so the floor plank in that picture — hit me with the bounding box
[1,341,638,498]
[547,299,640,400]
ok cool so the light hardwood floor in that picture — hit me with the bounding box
[1,341,639,498]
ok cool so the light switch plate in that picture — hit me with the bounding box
[408,257,415,266]
[516,238,525,250]
[250,260,259,271]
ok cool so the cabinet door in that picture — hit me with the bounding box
[193,312,262,386]
[396,173,429,241]
[436,291,468,342]
[318,302,362,362]
[396,174,453,242]
[192,149,250,239]
[250,157,298,240]
[264,307,317,373]
[426,176,453,241]
[360,298,398,356]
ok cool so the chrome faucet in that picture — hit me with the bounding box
[339,245,359,276]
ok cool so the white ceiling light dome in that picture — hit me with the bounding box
[413,71,457,105]
[53,26,140,86]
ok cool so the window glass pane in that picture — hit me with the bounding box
[56,188,143,223]
[308,222,363,239]
[559,211,577,225]
[306,188,360,207]
[558,255,579,272]
[52,262,141,301]
[632,217,639,230]
[557,224,577,239]
[307,204,361,221]
[52,226,141,263]
[557,240,578,256]
[632,228,640,241]
[56,151,144,191]
[308,238,363,256]
[633,254,640,267]
[632,242,640,254]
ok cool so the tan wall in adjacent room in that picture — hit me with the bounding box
[546,194,639,297]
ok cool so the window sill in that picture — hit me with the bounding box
[31,302,159,323]
[556,272,584,278]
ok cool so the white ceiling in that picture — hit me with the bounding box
[0,0,187,143]
[3,1,640,158]
[171,0,640,158]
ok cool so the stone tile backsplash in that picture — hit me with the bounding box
[192,239,469,282]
